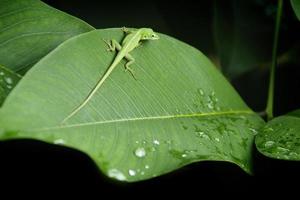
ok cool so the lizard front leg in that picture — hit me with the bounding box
[103,39,122,52]
[121,27,134,34]
[103,39,137,80]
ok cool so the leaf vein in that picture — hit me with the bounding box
[31,110,254,131]
[0,31,72,47]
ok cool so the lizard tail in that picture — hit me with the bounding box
[61,58,121,124]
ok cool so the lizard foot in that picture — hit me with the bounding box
[125,67,137,80]
[102,39,114,51]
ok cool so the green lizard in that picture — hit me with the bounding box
[62,27,159,123]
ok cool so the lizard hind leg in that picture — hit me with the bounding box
[124,54,137,80]
[102,39,122,52]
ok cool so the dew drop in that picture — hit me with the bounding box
[215,138,220,142]
[249,128,258,135]
[203,134,210,140]
[4,77,13,84]
[108,169,126,181]
[0,72,4,76]
[53,138,65,145]
[182,154,187,158]
[153,139,160,145]
[134,147,146,158]
[198,89,204,95]
[207,102,214,109]
[264,141,275,148]
[289,152,298,157]
[265,127,274,132]
[195,131,210,139]
[145,165,150,169]
[195,131,204,136]
[128,169,136,176]
[276,146,290,153]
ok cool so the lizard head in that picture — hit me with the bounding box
[140,28,160,40]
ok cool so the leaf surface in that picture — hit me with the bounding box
[0,64,21,106]
[0,29,264,182]
[0,0,94,74]
[256,109,300,160]
[291,0,300,20]
[213,0,274,79]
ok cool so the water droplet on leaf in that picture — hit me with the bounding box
[53,138,65,145]
[276,146,290,153]
[108,169,126,181]
[128,169,136,176]
[153,139,160,145]
[207,102,214,109]
[289,152,298,157]
[264,141,275,148]
[4,77,13,84]
[134,147,146,158]
[198,89,204,95]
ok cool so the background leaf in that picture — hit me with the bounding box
[255,109,300,160]
[213,0,274,79]
[0,0,94,74]
[0,64,21,106]
[291,0,300,20]
[0,29,264,182]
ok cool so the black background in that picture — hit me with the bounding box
[1,0,300,197]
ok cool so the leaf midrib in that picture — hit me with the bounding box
[29,110,254,132]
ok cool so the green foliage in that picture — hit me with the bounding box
[0,64,21,106]
[213,0,274,79]
[0,0,299,183]
[0,0,94,74]
[0,29,264,182]
[255,109,300,160]
[291,0,300,20]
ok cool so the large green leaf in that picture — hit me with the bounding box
[213,0,273,79]
[291,0,300,20]
[0,0,94,74]
[255,109,300,160]
[0,29,264,182]
[0,64,21,106]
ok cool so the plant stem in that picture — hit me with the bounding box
[266,0,283,120]
[212,0,222,71]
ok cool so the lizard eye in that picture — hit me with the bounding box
[151,34,155,37]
